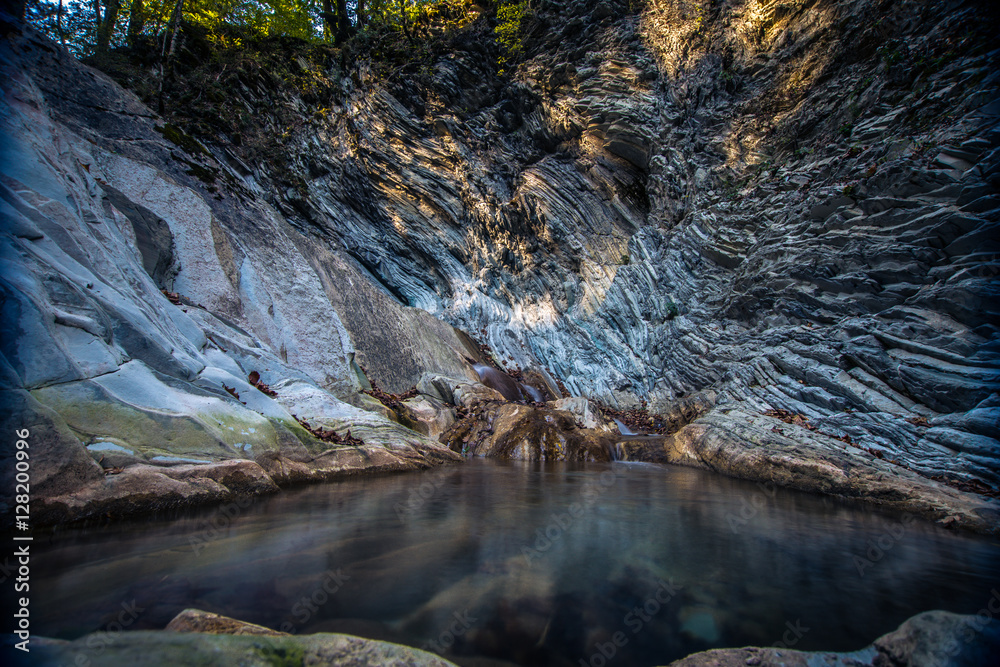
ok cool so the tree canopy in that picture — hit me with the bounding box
[23,0,497,58]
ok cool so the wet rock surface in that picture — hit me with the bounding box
[442,401,614,461]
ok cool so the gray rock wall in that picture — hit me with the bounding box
[214,0,998,489]
[0,22,464,523]
[2,0,998,517]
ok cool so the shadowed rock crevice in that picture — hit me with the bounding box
[100,184,179,288]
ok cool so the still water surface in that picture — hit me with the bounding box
[33,459,1000,666]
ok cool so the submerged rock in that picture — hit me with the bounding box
[666,610,1000,667]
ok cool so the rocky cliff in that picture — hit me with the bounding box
[2,0,999,523]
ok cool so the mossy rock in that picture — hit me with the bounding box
[33,630,458,667]
[155,123,210,157]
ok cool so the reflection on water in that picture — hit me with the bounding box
[33,460,1000,666]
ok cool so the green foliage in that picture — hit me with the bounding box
[876,43,903,67]
[348,0,478,82]
[154,122,210,155]
[494,0,528,74]
[258,643,306,667]
[27,0,329,56]
[26,0,483,73]
[26,0,479,57]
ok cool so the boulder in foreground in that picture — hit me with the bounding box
[666,610,1000,667]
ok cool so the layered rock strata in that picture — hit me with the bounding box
[126,0,1000,494]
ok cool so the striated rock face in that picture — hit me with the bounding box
[3,0,1000,520]
[117,0,996,494]
[665,610,1000,667]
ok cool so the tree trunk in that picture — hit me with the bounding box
[58,0,66,46]
[162,0,184,63]
[96,0,121,55]
[127,0,145,47]
[321,0,335,41]
[335,0,351,44]
[157,0,184,115]
[396,0,413,44]
[357,0,367,27]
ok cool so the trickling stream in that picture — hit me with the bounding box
[614,418,640,436]
[32,460,1000,666]
[471,362,541,403]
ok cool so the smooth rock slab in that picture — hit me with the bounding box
[165,608,288,636]
[661,408,1000,535]
[548,396,617,432]
[401,394,456,439]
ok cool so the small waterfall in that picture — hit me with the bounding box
[522,384,544,403]
[609,440,625,462]
[471,362,547,403]
[471,363,524,402]
[614,419,639,436]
